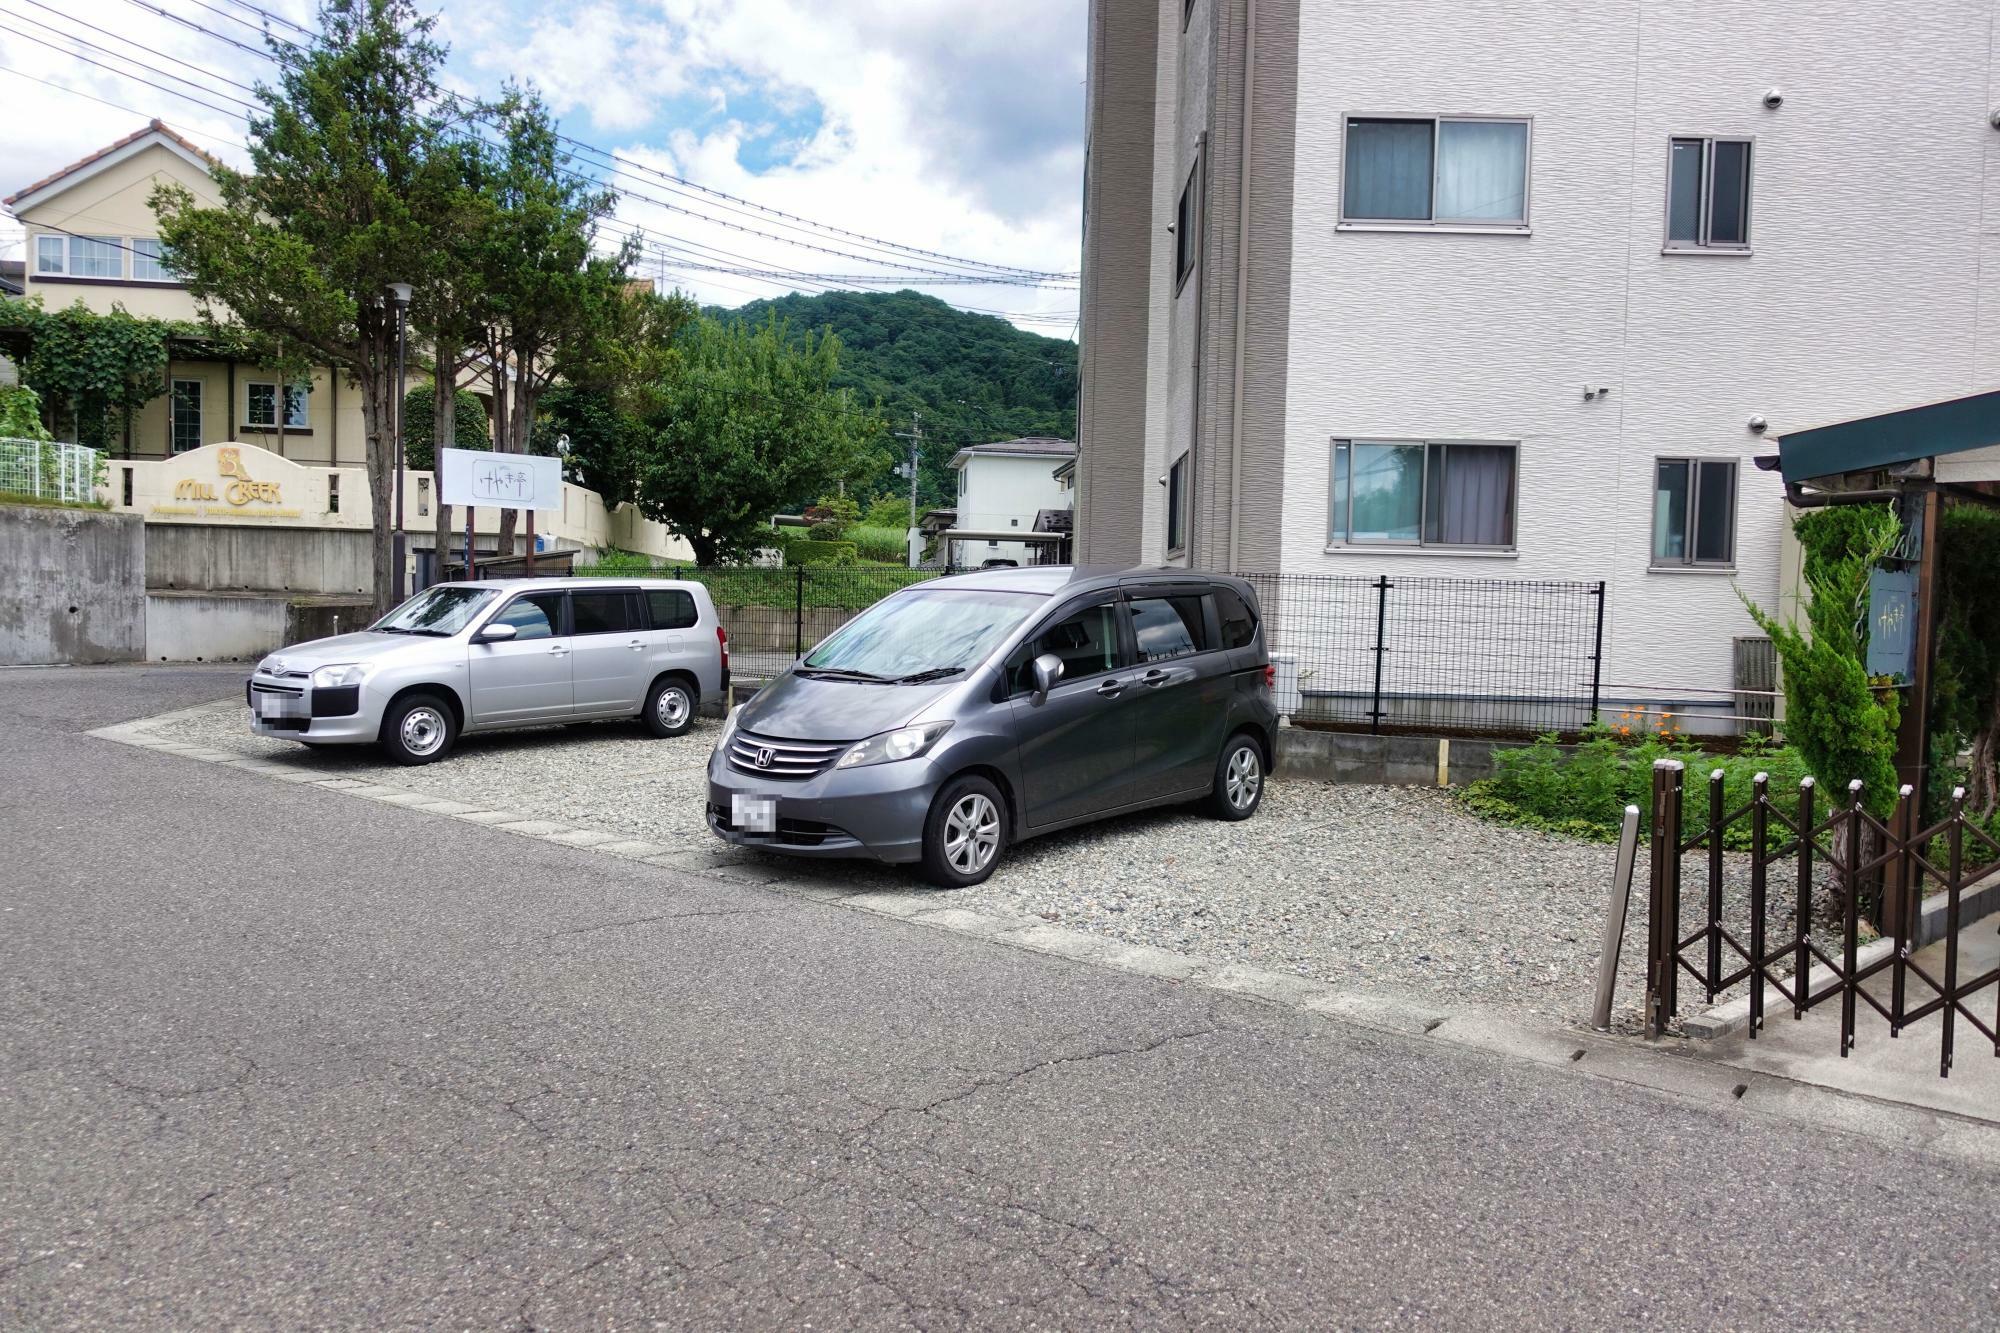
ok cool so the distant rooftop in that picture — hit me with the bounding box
[950,436,1078,469]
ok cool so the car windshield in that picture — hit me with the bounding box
[802,587,1045,681]
[370,586,497,637]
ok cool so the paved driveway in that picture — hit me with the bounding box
[3,666,1996,1328]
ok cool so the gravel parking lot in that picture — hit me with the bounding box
[150,700,1679,1029]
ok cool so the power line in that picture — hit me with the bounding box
[0,18,256,119]
[10,0,264,97]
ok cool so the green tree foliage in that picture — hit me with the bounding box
[400,383,489,471]
[557,315,882,566]
[152,0,462,609]
[807,494,860,540]
[713,290,1076,507]
[1933,506,2000,814]
[0,298,172,447]
[1739,505,1902,815]
[0,383,54,442]
[863,495,913,530]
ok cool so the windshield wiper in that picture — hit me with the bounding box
[795,667,893,683]
[895,667,966,685]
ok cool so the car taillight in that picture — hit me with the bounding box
[717,625,729,670]
[1263,663,1275,690]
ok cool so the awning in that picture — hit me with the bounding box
[1773,387,2000,485]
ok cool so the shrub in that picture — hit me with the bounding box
[846,523,908,563]
[787,539,857,566]
[805,494,860,541]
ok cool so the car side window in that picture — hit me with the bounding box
[493,591,563,641]
[572,590,636,636]
[647,589,698,630]
[1128,596,1207,663]
[1010,600,1126,694]
[1213,586,1258,650]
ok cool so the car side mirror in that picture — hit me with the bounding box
[1030,652,1064,702]
[474,623,517,644]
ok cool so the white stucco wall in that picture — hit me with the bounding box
[956,453,1073,563]
[1276,0,2000,712]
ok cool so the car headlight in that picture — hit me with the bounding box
[310,663,375,689]
[714,705,742,754]
[836,721,952,770]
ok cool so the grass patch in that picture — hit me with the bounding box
[0,490,108,511]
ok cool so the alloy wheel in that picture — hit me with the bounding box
[943,792,1000,875]
[1225,746,1261,811]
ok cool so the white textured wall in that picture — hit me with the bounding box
[1159,0,1217,565]
[959,455,1071,561]
[1278,0,2000,708]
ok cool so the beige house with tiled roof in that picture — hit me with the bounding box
[4,120,365,464]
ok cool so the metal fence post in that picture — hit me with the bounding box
[793,565,806,660]
[1369,575,1391,735]
[1646,758,1684,1038]
[1591,804,1642,1031]
[1588,580,1607,728]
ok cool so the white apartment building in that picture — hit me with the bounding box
[950,436,1077,564]
[1078,0,2000,724]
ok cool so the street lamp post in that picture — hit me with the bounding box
[386,281,414,601]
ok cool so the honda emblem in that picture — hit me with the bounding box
[754,747,774,769]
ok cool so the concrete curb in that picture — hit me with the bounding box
[88,704,2000,1168]
[1682,937,1896,1041]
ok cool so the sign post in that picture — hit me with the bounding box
[440,448,562,578]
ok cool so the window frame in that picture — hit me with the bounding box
[1174,156,1200,293]
[128,237,174,283]
[1165,452,1189,556]
[169,378,202,455]
[645,588,699,631]
[1662,135,1754,255]
[1336,113,1534,234]
[64,234,123,279]
[1004,595,1133,697]
[569,587,640,637]
[246,379,311,431]
[1126,593,1210,664]
[1650,456,1739,570]
[1326,437,1521,553]
[34,234,65,275]
[490,589,568,640]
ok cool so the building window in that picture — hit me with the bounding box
[66,235,122,278]
[1341,117,1530,228]
[1166,452,1188,553]
[1665,138,1752,251]
[328,473,340,514]
[247,381,310,429]
[1653,459,1737,567]
[1175,159,1199,289]
[34,234,64,274]
[417,476,430,517]
[129,237,174,282]
[1329,440,1518,549]
[170,379,202,454]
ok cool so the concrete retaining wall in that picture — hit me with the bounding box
[146,524,372,596]
[146,591,374,662]
[0,504,145,665]
[1275,725,1515,787]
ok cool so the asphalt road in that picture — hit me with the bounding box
[3,665,1996,1329]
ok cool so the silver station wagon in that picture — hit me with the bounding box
[246,577,728,764]
[707,566,1277,887]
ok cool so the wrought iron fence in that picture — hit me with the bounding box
[1239,572,1606,737]
[1646,760,2000,1077]
[0,438,99,505]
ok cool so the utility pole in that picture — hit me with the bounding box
[894,411,923,568]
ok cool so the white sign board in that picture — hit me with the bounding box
[439,447,563,512]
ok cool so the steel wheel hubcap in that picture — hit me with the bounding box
[401,707,446,756]
[943,793,1000,875]
[657,687,690,728]
[1226,747,1261,809]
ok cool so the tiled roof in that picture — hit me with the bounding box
[4,120,219,206]
[959,436,1078,457]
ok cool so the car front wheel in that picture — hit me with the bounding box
[919,775,1006,888]
[380,692,458,765]
[1207,734,1265,821]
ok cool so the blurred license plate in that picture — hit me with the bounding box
[255,693,301,719]
[732,793,777,834]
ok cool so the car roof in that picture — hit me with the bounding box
[917,565,1246,597]
[454,576,702,592]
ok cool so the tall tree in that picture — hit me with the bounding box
[472,89,634,557]
[152,0,458,609]
[616,315,882,566]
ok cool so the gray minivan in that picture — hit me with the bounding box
[706,566,1277,887]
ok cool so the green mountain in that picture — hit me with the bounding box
[710,289,1077,509]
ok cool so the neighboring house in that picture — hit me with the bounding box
[4,120,366,462]
[949,436,1077,564]
[1077,0,2000,721]
[0,258,23,296]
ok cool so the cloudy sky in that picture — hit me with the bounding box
[0,0,1084,335]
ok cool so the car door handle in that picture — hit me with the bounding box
[548,645,570,657]
[628,639,645,652]
[1141,668,1170,687]
[1095,677,1125,698]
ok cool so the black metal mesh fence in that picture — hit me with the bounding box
[575,563,1607,734]
[1238,572,1606,736]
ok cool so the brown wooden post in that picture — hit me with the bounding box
[1886,487,1943,938]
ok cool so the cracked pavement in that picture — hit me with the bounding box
[3,665,1998,1329]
